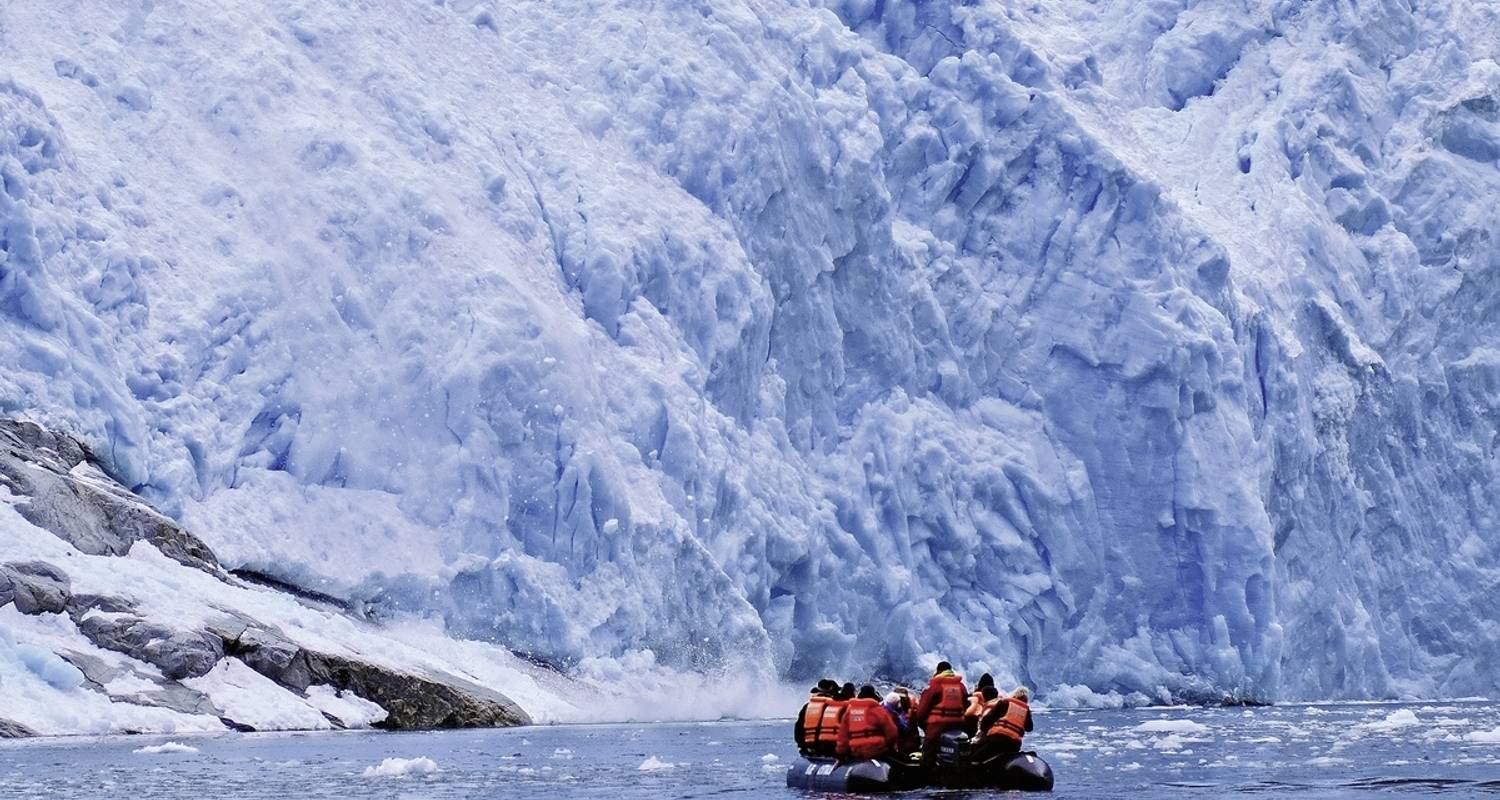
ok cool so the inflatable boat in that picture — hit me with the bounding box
[786,732,1053,792]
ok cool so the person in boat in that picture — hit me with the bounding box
[972,685,1033,762]
[812,682,855,756]
[882,690,919,754]
[912,661,968,755]
[794,679,838,756]
[837,685,900,762]
[962,673,995,736]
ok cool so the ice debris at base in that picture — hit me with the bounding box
[638,756,676,772]
[133,742,199,755]
[362,757,440,778]
[0,0,1496,707]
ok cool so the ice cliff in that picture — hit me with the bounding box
[0,0,1496,707]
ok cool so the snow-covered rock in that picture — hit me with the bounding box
[0,419,535,735]
[0,0,1495,705]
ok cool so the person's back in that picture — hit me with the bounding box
[813,684,853,756]
[794,680,837,755]
[962,673,995,736]
[913,661,969,748]
[888,688,920,753]
[838,686,899,761]
[974,686,1033,761]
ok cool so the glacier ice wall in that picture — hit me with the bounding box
[0,0,1496,702]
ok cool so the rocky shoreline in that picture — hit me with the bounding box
[0,419,530,736]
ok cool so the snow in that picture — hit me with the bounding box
[362,757,440,777]
[182,658,332,732]
[0,0,1497,707]
[0,605,224,736]
[305,685,387,729]
[133,742,199,755]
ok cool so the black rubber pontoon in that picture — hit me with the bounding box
[931,730,1054,791]
[784,756,926,792]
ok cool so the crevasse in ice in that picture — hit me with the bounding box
[0,0,1496,702]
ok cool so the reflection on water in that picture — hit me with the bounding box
[3,702,1500,798]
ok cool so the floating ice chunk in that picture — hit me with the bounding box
[1363,709,1421,731]
[760,753,780,762]
[363,757,440,777]
[1151,734,1190,751]
[552,747,574,759]
[133,742,198,755]
[638,756,676,771]
[1466,727,1500,743]
[1134,719,1210,735]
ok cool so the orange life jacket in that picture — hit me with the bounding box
[927,673,967,722]
[986,697,1029,742]
[816,698,847,745]
[963,691,986,720]
[841,698,894,759]
[799,695,829,747]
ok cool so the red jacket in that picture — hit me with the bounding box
[913,671,968,737]
[837,698,899,759]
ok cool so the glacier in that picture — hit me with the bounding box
[0,0,1496,711]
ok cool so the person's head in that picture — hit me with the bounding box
[841,682,856,700]
[976,672,994,690]
[935,661,953,675]
[817,678,838,694]
[1011,686,1030,701]
[884,691,903,707]
[980,686,999,701]
[858,685,879,700]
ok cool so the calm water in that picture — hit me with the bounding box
[4,702,1500,798]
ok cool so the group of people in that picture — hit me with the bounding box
[793,661,1033,764]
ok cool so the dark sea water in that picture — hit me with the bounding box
[3,702,1500,798]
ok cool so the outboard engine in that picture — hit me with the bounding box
[934,730,971,765]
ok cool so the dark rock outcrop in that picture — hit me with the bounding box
[0,419,220,574]
[1,560,71,614]
[74,613,225,681]
[304,652,530,729]
[59,651,221,717]
[0,719,38,738]
[219,618,532,727]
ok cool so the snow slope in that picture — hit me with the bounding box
[0,0,1496,704]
